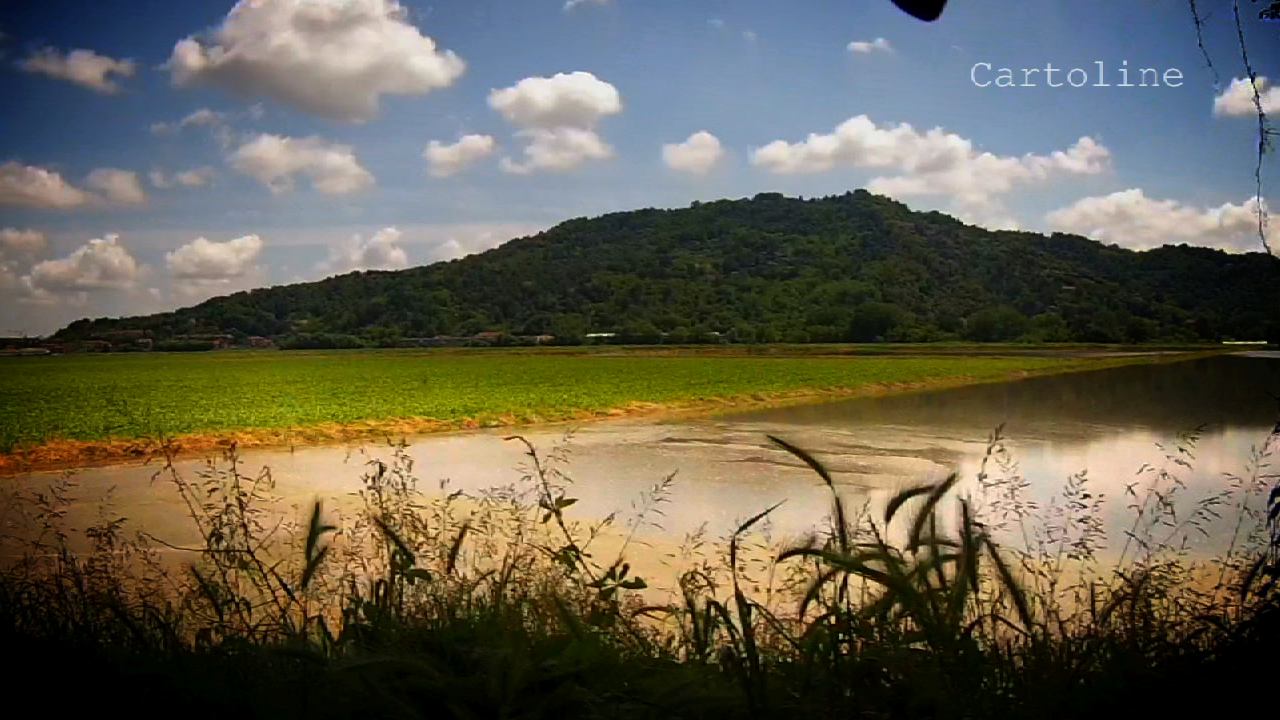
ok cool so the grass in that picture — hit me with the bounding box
[0,418,1276,719]
[0,346,1162,465]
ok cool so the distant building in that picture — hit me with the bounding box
[473,331,506,345]
[72,330,156,352]
[247,336,275,349]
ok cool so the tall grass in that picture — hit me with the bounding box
[1,421,1277,719]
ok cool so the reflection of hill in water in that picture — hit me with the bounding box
[729,355,1280,438]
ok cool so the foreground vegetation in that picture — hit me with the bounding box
[54,192,1280,347]
[0,347,1131,460]
[1,421,1277,718]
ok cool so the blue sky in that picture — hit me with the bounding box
[0,0,1276,335]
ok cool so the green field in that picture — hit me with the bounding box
[0,348,1125,452]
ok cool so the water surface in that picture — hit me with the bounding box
[7,353,1277,557]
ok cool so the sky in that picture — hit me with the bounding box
[0,0,1276,336]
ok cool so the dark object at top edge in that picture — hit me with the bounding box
[892,0,948,21]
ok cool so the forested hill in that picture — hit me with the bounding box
[55,191,1280,345]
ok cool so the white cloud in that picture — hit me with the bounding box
[0,228,47,257]
[150,167,216,189]
[0,162,92,209]
[0,261,21,292]
[1213,76,1280,117]
[489,71,621,174]
[150,106,263,147]
[1,164,153,209]
[178,107,225,128]
[321,227,409,274]
[848,37,892,54]
[489,71,622,129]
[424,134,497,177]
[20,47,136,93]
[742,30,758,43]
[85,168,148,205]
[1046,189,1271,253]
[500,128,613,174]
[751,115,1109,227]
[229,134,374,195]
[26,234,142,291]
[166,234,263,280]
[168,0,465,122]
[174,167,216,187]
[662,131,725,174]
[150,107,225,135]
[9,276,62,306]
[564,0,609,10]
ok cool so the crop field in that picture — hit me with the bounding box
[0,347,1138,458]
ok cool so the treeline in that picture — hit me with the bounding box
[55,191,1280,345]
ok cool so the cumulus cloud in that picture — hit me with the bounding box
[321,227,409,274]
[167,234,263,280]
[26,234,142,291]
[168,0,465,122]
[0,261,21,293]
[150,105,263,147]
[489,71,621,173]
[424,134,497,177]
[1213,76,1280,117]
[175,168,216,187]
[1046,188,1271,253]
[20,47,136,93]
[1,163,154,209]
[500,128,613,174]
[150,108,225,135]
[0,162,92,209]
[848,37,892,54]
[179,107,225,128]
[0,228,47,257]
[564,0,609,10]
[751,115,1109,227]
[1,163,153,209]
[662,131,725,174]
[150,167,216,189]
[229,134,374,195]
[85,168,148,205]
[489,71,621,129]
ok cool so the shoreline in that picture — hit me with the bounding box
[0,350,1227,476]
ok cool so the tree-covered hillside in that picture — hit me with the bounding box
[55,191,1280,345]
